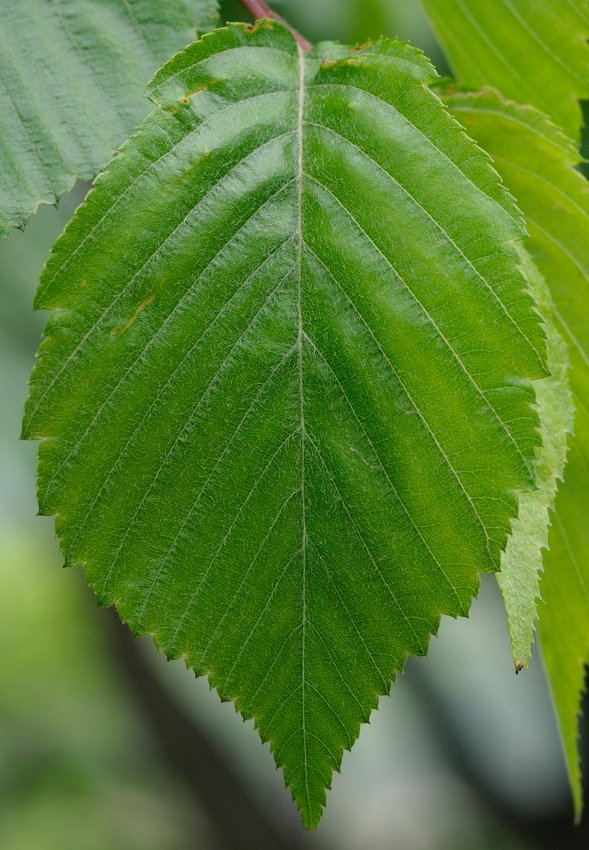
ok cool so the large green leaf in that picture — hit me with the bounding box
[444,86,589,816]
[0,0,219,239]
[24,23,548,826]
[421,0,589,141]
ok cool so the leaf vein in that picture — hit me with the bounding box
[302,330,463,608]
[306,120,534,468]
[98,270,296,592]
[302,237,491,556]
[30,131,296,427]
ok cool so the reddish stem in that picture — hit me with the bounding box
[237,0,312,52]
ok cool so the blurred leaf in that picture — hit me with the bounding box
[0,0,219,239]
[421,0,589,141]
[0,531,203,850]
[24,22,548,827]
[539,437,589,821]
[444,85,589,817]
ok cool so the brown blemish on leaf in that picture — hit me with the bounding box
[345,57,362,66]
[179,83,209,106]
[244,19,272,34]
[193,150,212,167]
[321,59,337,69]
[111,293,155,336]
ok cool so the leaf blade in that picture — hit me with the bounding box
[421,0,589,140]
[496,250,573,669]
[24,24,547,826]
[539,443,589,820]
[0,0,219,239]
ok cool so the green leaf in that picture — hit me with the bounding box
[0,0,219,239]
[24,23,547,827]
[496,250,573,669]
[421,0,589,141]
[443,86,589,815]
[539,437,589,820]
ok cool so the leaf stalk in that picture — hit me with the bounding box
[237,0,312,51]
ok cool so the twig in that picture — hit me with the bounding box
[237,0,312,52]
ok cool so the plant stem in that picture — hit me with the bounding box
[237,0,312,52]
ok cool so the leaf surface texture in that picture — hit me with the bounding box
[24,24,547,826]
[498,251,572,670]
[0,0,219,238]
[421,0,589,140]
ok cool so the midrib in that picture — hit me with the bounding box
[294,42,312,817]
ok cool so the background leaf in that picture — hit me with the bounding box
[420,0,589,141]
[444,86,589,817]
[0,0,219,239]
[496,250,572,670]
[24,23,547,827]
[539,441,589,820]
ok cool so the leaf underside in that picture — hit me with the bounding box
[496,251,572,670]
[24,23,548,827]
[0,0,219,239]
[444,87,589,817]
[421,0,589,141]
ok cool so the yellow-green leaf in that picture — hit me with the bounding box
[421,0,589,141]
[444,85,589,818]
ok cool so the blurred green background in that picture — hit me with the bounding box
[0,2,585,848]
